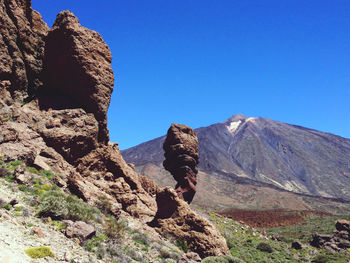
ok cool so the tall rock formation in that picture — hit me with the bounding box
[0,0,229,258]
[0,0,48,99]
[163,123,199,204]
[43,11,114,143]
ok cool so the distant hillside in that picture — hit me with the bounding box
[122,114,350,212]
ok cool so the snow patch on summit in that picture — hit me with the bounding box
[227,120,241,133]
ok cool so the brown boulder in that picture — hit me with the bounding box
[149,187,229,258]
[32,226,45,238]
[43,10,114,143]
[64,220,96,241]
[14,164,32,184]
[335,219,350,232]
[163,123,199,203]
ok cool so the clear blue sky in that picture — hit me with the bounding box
[33,0,350,150]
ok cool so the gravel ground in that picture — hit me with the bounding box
[0,180,103,263]
[0,179,185,263]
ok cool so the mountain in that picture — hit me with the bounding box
[122,114,350,213]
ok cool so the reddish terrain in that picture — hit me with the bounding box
[220,209,331,228]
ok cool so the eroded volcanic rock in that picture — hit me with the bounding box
[163,123,199,203]
[44,10,114,143]
[0,0,48,99]
[149,187,229,258]
[0,1,230,257]
[310,219,350,251]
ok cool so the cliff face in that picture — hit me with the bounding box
[0,0,229,257]
[0,0,48,98]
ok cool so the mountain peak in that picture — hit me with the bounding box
[225,114,247,123]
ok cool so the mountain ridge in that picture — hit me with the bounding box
[122,115,350,211]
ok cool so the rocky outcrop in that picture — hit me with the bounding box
[310,219,350,251]
[0,0,48,98]
[163,123,199,203]
[0,1,230,258]
[43,10,114,144]
[149,187,229,258]
[69,144,157,221]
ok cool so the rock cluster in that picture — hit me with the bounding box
[163,123,199,204]
[149,187,229,258]
[310,219,350,251]
[0,0,229,258]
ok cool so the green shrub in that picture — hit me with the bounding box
[256,242,273,253]
[38,190,99,222]
[226,238,235,249]
[41,170,55,178]
[201,255,245,263]
[31,178,42,185]
[311,255,330,263]
[24,246,54,258]
[0,165,10,177]
[176,239,188,253]
[85,235,108,252]
[97,195,111,214]
[9,160,22,167]
[132,232,151,246]
[4,174,15,182]
[104,215,125,239]
[14,206,23,211]
[18,184,27,191]
[27,166,40,174]
[3,203,12,210]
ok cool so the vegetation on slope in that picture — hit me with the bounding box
[0,157,188,262]
[207,210,350,263]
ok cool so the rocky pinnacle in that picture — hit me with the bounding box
[163,123,199,203]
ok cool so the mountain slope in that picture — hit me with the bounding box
[122,114,350,208]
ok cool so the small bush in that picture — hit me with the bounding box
[104,215,125,239]
[159,247,171,258]
[0,165,10,177]
[38,190,99,222]
[24,246,54,258]
[175,239,188,253]
[3,203,12,210]
[201,255,245,263]
[9,160,22,167]
[18,184,27,191]
[0,198,6,207]
[226,238,235,249]
[126,249,142,261]
[133,232,151,246]
[85,235,107,252]
[14,206,23,211]
[41,170,55,179]
[4,174,15,182]
[311,255,330,263]
[256,242,273,253]
[22,207,30,217]
[27,166,40,174]
[97,195,112,214]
